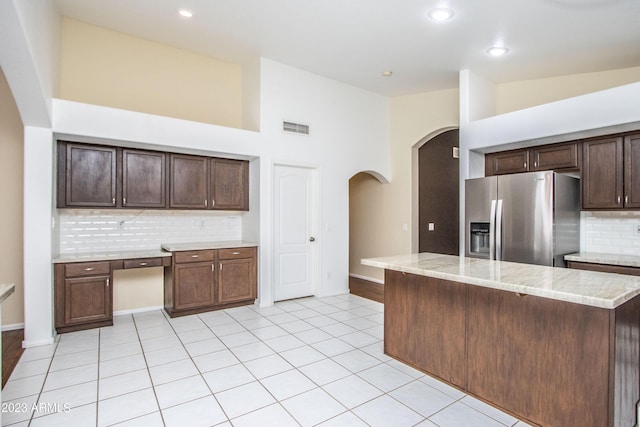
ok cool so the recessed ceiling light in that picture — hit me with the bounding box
[428,8,454,21]
[487,46,509,57]
[178,9,193,18]
[382,71,393,77]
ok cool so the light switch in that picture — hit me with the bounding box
[428,223,435,231]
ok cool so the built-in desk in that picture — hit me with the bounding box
[53,250,172,333]
[52,241,258,332]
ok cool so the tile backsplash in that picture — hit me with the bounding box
[56,210,243,254]
[582,211,640,255]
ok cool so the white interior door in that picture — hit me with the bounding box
[273,164,317,301]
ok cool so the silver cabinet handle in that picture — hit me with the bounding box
[211,264,214,272]
[84,267,94,271]
[220,263,223,271]
[204,200,208,207]
[112,198,116,204]
[139,262,147,266]
[106,279,110,287]
[191,255,200,258]
[212,199,215,207]
[232,251,240,255]
[618,196,622,204]
[625,195,629,205]
[123,197,127,205]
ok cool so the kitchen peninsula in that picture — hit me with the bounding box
[362,252,640,427]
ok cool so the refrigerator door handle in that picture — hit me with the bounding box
[495,199,503,261]
[489,199,497,260]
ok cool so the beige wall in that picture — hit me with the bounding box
[496,66,640,114]
[113,268,164,313]
[349,89,460,281]
[60,18,243,128]
[0,68,24,327]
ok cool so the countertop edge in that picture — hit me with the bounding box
[362,256,639,310]
[161,241,258,252]
[564,252,640,268]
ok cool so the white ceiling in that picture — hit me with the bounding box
[55,0,640,96]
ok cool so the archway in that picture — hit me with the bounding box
[413,128,460,255]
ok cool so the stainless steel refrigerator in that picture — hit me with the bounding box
[465,171,580,267]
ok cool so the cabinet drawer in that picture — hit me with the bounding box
[65,261,111,278]
[174,250,215,264]
[218,247,256,260]
[123,258,164,269]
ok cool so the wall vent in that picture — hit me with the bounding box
[283,121,310,135]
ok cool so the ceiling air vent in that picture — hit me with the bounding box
[283,121,310,135]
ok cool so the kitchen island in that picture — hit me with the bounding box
[362,253,640,427]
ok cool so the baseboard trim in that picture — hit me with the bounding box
[349,273,384,285]
[2,322,25,332]
[113,305,164,317]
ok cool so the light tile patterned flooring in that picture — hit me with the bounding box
[2,294,533,427]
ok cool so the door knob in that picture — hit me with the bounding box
[309,237,316,242]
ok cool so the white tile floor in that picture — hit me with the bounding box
[2,294,534,427]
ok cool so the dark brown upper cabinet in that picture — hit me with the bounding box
[59,143,117,208]
[625,134,640,209]
[169,155,249,211]
[582,137,624,209]
[486,142,580,177]
[485,149,529,176]
[58,141,249,211]
[122,149,166,208]
[530,142,579,171]
[210,158,249,211]
[169,154,209,209]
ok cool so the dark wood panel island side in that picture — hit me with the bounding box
[365,253,640,427]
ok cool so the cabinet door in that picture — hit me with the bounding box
[63,275,112,326]
[485,149,529,176]
[582,137,624,209]
[64,143,117,207]
[531,142,578,171]
[122,149,166,208]
[169,154,208,209]
[217,257,256,304]
[174,262,215,309]
[624,134,640,208]
[210,158,249,210]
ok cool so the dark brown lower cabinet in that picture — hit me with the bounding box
[54,261,114,333]
[165,247,258,317]
[384,269,640,427]
[384,270,466,388]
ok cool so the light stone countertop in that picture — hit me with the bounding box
[362,252,640,309]
[53,249,173,264]
[161,240,258,252]
[564,252,640,268]
[0,283,15,304]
